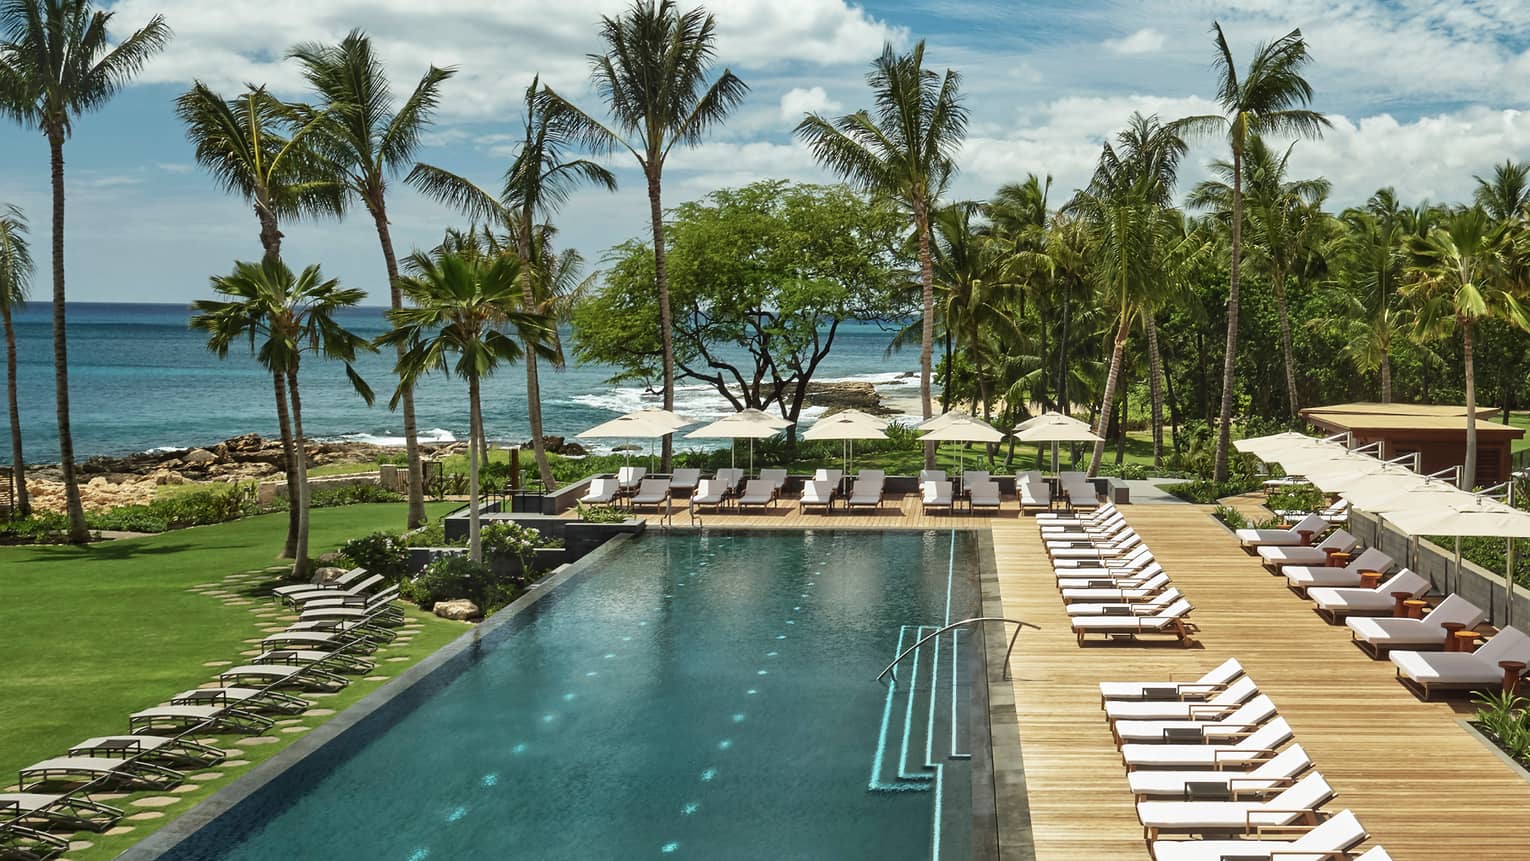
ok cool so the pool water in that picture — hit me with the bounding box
[157,530,988,860]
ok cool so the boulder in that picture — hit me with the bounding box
[150,468,185,486]
[183,448,218,465]
[433,599,481,621]
[315,551,347,567]
[312,566,350,586]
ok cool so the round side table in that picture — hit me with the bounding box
[1439,621,1467,651]
[1453,630,1483,653]
[1500,661,1527,693]
[1403,599,1429,620]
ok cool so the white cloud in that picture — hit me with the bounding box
[779,86,841,121]
[155,163,194,174]
[1103,28,1166,56]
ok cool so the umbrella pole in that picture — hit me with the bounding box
[1454,535,1462,596]
[1507,537,1516,626]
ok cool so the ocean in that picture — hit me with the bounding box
[0,303,924,462]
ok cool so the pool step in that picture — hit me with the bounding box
[868,625,969,792]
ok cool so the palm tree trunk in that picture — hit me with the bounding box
[1088,313,1132,477]
[1380,340,1392,403]
[368,203,428,527]
[514,221,557,490]
[1274,269,1299,416]
[647,170,675,473]
[1463,322,1477,489]
[286,370,310,578]
[1213,145,1244,482]
[3,303,28,516]
[467,374,483,562]
[1146,314,1165,467]
[939,327,953,414]
[915,203,936,469]
[272,371,299,559]
[47,134,87,541]
[1057,290,1072,416]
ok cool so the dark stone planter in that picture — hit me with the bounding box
[564,518,646,559]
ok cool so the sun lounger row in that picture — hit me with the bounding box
[1043,507,1197,646]
[1098,659,1392,860]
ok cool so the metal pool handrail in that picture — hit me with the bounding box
[876,617,1039,686]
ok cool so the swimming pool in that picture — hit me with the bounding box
[140,530,998,859]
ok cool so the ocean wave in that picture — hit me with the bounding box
[328,428,458,447]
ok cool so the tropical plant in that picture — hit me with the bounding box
[1473,160,1530,223]
[1175,22,1329,481]
[795,39,968,467]
[175,81,345,557]
[289,29,455,531]
[0,203,31,516]
[0,0,170,541]
[191,259,375,577]
[1313,189,1414,402]
[1401,206,1530,487]
[340,530,412,581]
[408,76,616,489]
[381,250,554,562]
[544,0,746,472]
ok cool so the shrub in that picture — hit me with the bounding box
[1212,505,1248,530]
[575,503,630,524]
[1168,478,1260,504]
[402,521,461,548]
[339,531,412,581]
[1095,462,1149,481]
[87,505,169,533]
[0,511,75,545]
[310,484,404,507]
[1265,485,1326,515]
[400,553,526,615]
[1473,690,1530,765]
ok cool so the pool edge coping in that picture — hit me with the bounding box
[117,533,636,860]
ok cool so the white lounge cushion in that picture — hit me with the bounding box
[1099,658,1242,701]
[1121,719,1292,768]
[1349,595,1485,647]
[1126,744,1310,798]
[1136,772,1332,832]
[1148,808,1366,861]
[1309,569,1429,614]
[1105,676,1258,720]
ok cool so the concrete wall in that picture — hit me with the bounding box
[1348,509,1530,635]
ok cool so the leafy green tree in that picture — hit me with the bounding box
[795,39,968,468]
[1175,23,1328,480]
[289,29,454,530]
[176,82,344,557]
[1402,207,1530,486]
[0,0,170,541]
[382,251,553,561]
[572,180,906,443]
[1473,160,1530,222]
[409,77,616,488]
[0,203,31,515]
[191,260,375,575]
[545,0,746,471]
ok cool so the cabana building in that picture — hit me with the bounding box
[1299,402,1524,486]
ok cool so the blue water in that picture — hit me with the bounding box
[0,303,920,460]
[157,530,985,860]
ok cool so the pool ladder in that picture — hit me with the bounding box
[877,617,1037,686]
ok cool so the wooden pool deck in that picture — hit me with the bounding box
[603,496,1530,860]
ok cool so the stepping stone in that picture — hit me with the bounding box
[127,811,166,821]
[243,638,264,644]
[307,708,335,717]
[189,773,224,783]
[260,626,287,633]
[280,726,311,734]
[275,718,303,726]
[195,737,221,746]
[105,826,135,836]
[386,656,410,663]
[237,737,278,746]
[130,796,180,808]
[220,748,243,757]
[197,682,222,690]
[364,675,390,682]
[68,841,93,851]
[308,692,338,699]
[225,599,254,606]
[202,660,232,667]
[171,785,199,794]
[204,591,232,598]
[192,583,220,589]
[224,759,251,767]
[239,649,260,657]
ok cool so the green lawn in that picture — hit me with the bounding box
[0,502,460,859]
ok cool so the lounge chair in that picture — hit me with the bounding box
[251,648,373,675]
[298,604,404,627]
[1126,743,1311,800]
[1111,694,1273,745]
[960,470,990,497]
[1074,598,1198,647]
[847,476,884,511]
[1060,471,1099,507]
[1121,717,1293,770]
[1147,808,1367,861]
[1347,594,1486,657]
[1037,501,1117,524]
[1136,771,1334,840]
[1060,572,1171,602]
[1050,533,1142,560]
[856,468,885,486]
[969,480,1002,513]
[579,477,620,505]
[1052,545,1152,571]
[1234,512,1327,548]
[219,663,349,691]
[0,823,69,859]
[128,704,273,735]
[690,479,728,513]
[1309,569,1431,622]
[630,478,673,513]
[260,630,376,654]
[800,480,834,514]
[922,480,953,513]
[272,566,367,600]
[616,465,646,491]
[168,686,311,716]
[757,468,788,496]
[1066,587,1183,617]
[68,734,225,767]
[1044,514,1128,542]
[919,469,947,485]
[1282,547,1395,596]
[1056,563,1165,590]
[1276,498,1350,524]
[300,586,401,614]
[0,793,123,833]
[1019,479,1052,513]
[1390,625,1530,699]
[1100,657,1243,704]
[736,479,777,511]
[281,572,387,607]
[18,756,181,791]
[284,618,396,643]
[1256,530,1357,567]
[813,468,843,496]
[668,468,701,496]
[713,468,744,495]
[1105,676,1259,721]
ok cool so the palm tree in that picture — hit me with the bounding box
[1473,160,1530,223]
[544,0,746,472]
[381,251,554,562]
[1174,22,1328,480]
[1315,189,1415,402]
[408,78,616,489]
[795,40,968,467]
[1188,135,1331,415]
[0,204,31,516]
[287,30,453,531]
[192,260,374,575]
[175,82,344,558]
[1401,207,1530,487]
[0,0,170,541]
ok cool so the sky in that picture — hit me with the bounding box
[2,0,1529,304]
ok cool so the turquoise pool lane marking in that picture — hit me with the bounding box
[897,624,937,781]
[869,625,931,791]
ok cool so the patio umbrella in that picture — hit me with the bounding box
[684,408,793,474]
[918,412,964,431]
[1346,477,1467,577]
[801,409,888,480]
[577,408,694,471]
[1386,495,1530,604]
[1013,411,1101,473]
[1234,432,1333,462]
[920,414,1005,474]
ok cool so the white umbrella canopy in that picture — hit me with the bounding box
[1013,412,1102,472]
[802,409,887,480]
[683,408,794,472]
[1340,473,1439,510]
[921,414,1006,475]
[1234,432,1330,460]
[918,412,963,431]
[1387,495,1530,539]
[576,408,692,439]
